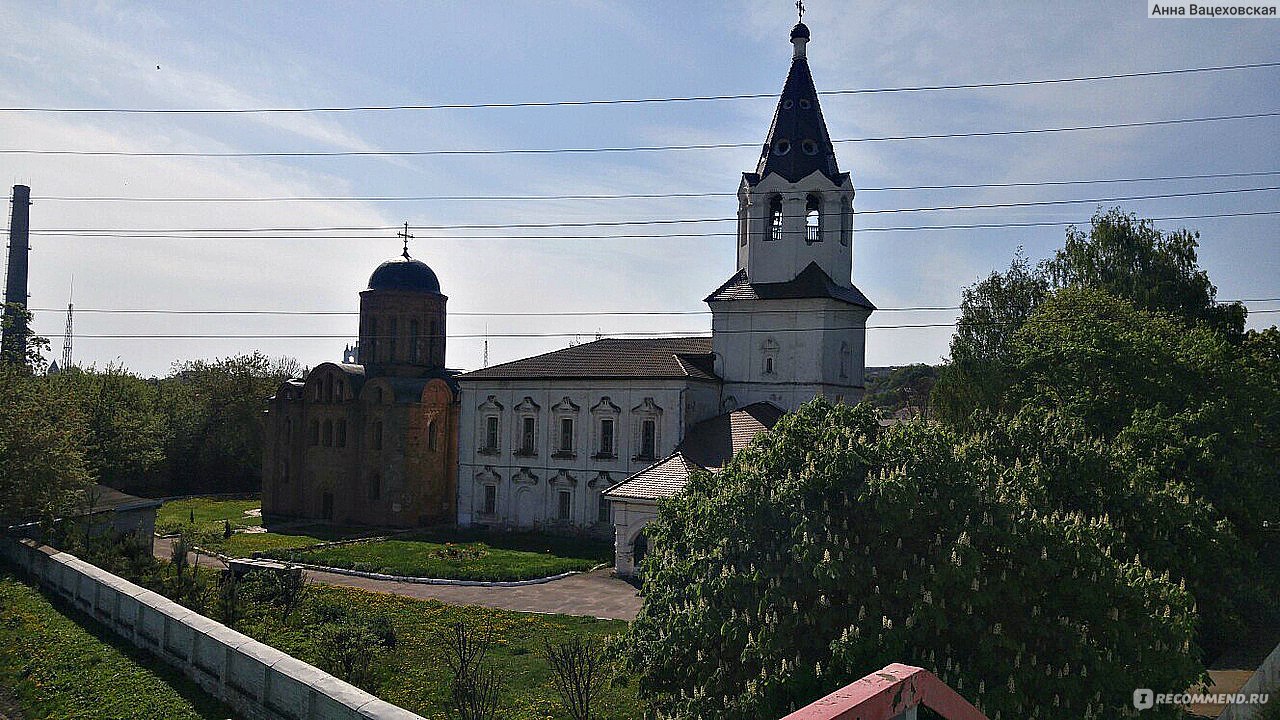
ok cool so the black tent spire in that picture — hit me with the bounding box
[753,22,844,185]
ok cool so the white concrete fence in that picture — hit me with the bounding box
[2,538,426,720]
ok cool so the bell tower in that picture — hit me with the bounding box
[707,20,874,412]
[736,21,855,287]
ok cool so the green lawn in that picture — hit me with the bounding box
[236,583,639,720]
[156,496,261,536]
[0,571,237,720]
[216,525,382,556]
[263,529,614,581]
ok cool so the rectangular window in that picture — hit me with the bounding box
[483,485,497,515]
[599,419,614,456]
[640,419,656,459]
[373,421,383,451]
[521,417,536,454]
[388,318,398,361]
[409,320,420,363]
[336,419,347,447]
[597,496,611,524]
[559,417,574,453]
[485,416,499,451]
[558,491,571,521]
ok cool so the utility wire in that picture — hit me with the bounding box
[20,209,1280,240]
[29,299,1279,317]
[3,111,1277,158]
[28,170,1280,202]
[35,309,1280,340]
[2,61,1276,114]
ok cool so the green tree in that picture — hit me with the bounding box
[48,365,169,493]
[158,353,301,492]
[1044,208,1245,337]
[0,366,91,526]
[0,303,50,371]
[622,400,1200,720]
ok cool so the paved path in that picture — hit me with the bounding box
[152,537,641,621]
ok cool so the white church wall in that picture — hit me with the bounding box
[456,378,718,532]
[710,298,869,411]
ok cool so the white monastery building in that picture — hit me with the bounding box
[456,20,874,574]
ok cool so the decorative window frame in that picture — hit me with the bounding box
[550,396,580,459]
[761,338,780,377]
[588,472,614,525]
[631,397,663,462]
[590,397,622,459]
[512,468,540,486]
[476,395,504,456]
[549,469,578,488]
[513,396,541,458]
[475,467,501,517]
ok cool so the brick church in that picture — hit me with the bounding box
[261,240,460,527]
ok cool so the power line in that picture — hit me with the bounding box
[3,111,1277,158]
[34,308,1280,341]
[17,202,1280,238]
[28,298,1279,317]
[28,170,1280,202]
[2,61,1276,114]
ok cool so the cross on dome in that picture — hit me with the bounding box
[397,221,415,259]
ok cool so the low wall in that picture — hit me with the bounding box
[1220,640,1280,720]
[1,538,425,720]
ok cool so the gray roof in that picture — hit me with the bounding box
[602,452,700,502]
[603,402,785,502]
[82,484,162,514]
[458,337,718,382]
[366,256,443,294]
[704,263,875,310]
[677,401,786,470]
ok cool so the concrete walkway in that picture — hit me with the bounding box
[152,537,641,621]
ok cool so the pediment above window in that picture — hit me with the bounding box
[551,396,580,414]
[512,468,540,486]
[631,397,663,415]
[587,472,613,489]
[475,467,500,484]
[477,395,504,412]
[550,470,578,487]
[514,396,541,413]
[591,396,621,415]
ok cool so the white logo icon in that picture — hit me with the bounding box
[1134,689,1155,710]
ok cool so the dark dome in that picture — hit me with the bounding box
[790,22,810,40]
[367,257,441,293]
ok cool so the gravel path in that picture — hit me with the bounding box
[152,536,641,621]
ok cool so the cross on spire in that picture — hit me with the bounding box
[397,221,414,259]
[796,0,805,21]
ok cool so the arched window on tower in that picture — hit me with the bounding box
[388,318,398,361]
[367,318,378,363]
[322,419,333,447]
[840,341,852,380]
[840,197,852,246]
[806,194,822,243]
[738,197,749,246]
[325,374,333,403]
[409,320,420,363]
[768,195,784,242]
[427,419,437,451]
[429,320,439,364]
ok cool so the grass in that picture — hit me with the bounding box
[236,583,640,720]
[263,528,614,581]
[0,570,237,720]
[156,496,261,536]
[215,524,381,556]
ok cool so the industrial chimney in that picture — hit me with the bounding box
[2,185,32,365]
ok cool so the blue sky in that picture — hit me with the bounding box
[1,1,1277,376]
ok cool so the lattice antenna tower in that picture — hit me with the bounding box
[61,278,73,369]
